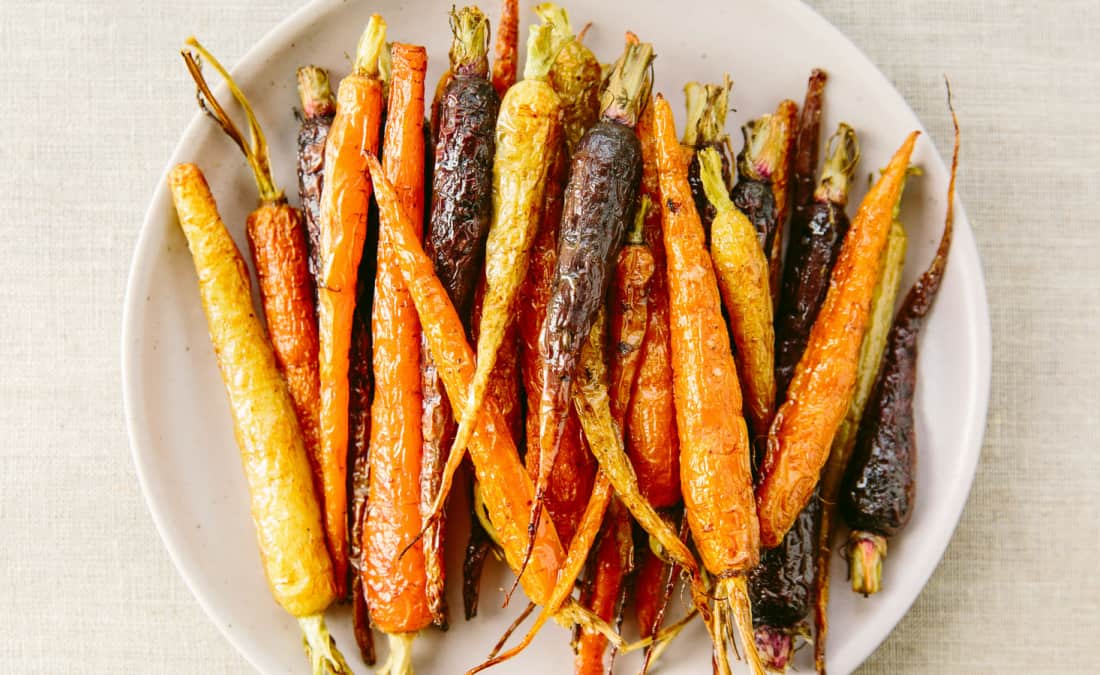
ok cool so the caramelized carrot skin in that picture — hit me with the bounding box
[789,69,827,229]
[629,101,680,509]
[297,98,335,288]
[653,96,759,576]
[317,69,384,599]
[609,244,655,421]
[756,132,919,548]
[246,203,324,506]
[364,43,432,634]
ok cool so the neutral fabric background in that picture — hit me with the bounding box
[1,0,1095,672]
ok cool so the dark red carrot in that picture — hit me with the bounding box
[789,69,827,233]
[295,66,336,292]
[732,114,784,259]
[575,500,633,675]
[529,40,654,573]
[840,89,959,596]
[682,77,733,237]
[420,6,500,629]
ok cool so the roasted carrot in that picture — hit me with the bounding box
[539,3,602,153]
[182,38,327,534]
[576,500,633,675]
[628,98,680,511]
[813,188,910,673]
[420,6,501,629]
[634,515,689,674]
[529,40,653,575]
[316,15,387,599]
[768,99,798,304]
[775,124,860,400]
[733,114,784,263]
[491,0,519,97]
[429,22,567,538]
[653,94,764,675]
[698,147,776,444]
[841,95,959,597]
[789,69,827,231]
[296,66,337,291]
[756,131,919,548]
[430,68,454,142]
[682,77,733,236]
[169,163,350,674]
[364,43,432,669]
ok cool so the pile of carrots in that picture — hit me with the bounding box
[166,2,961,673]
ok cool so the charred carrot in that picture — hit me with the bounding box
[813,186,910,673]
[296,66,337,290]
[841,95,959,597]
[420,6,501,629]
[365,43,432,669]
[756,131,920,548]
[491,0,519,97]
[316,15,387,598]
[768,99,798,304]
[698,147,776,443]
[653,94,764,675]
[539,3,602,153]
[169,163,350,674]
[774,124,860,400]
[529,40,653,574]
[732,114,784,264]
[682,77,733,235]
[628,98,680,511]
[431,22,567,536]
[182,39,326,531]
[790,69,827,230]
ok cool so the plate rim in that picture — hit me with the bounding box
[121,0,992,672]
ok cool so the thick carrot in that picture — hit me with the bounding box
[756,131,920,548]
[430,23,567,539]
[768,99,798,305]
[421,6,501,629]
[698,147,776,444]
[316,15,386,599]
[365,44,432,669]
[529,41,653,577]
[628,98,680,510]
[181,38,327,528]
[169,163,350,674]
[491,0,519,97]
[539,3,602,153]
[652,94,764,675]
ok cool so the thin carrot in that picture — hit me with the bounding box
[428,23,567,543]
[316,15,386,599]
[697,147,776,443]
[789,69,828,230]
[491,0,519,97]
[682,77,733,236]
[364,43,432,671]
[295,65,337,292]
[169,162,350,674]
[575,500,633,675]
[652,94,764,675]
[756,131,920,548]
[768,98,798,305]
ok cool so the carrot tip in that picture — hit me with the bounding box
[847,531,887,596]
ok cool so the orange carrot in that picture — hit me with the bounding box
[755,131,919,548]
[653,94,764,675]
[364,43,432,668]
[316,15,386,599]
[491,0,519,97]
[575,500,633,675]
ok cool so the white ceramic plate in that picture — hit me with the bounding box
[122,0,990,672]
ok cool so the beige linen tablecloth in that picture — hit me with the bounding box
[1,0,1095,672]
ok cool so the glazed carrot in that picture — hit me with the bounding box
[733,114,784,262]
[181,39,327,531]
[756,131,920,548]
[530,41,653,575]
[698,147,776,443]
[768,99,798,304]
[169,163,349,674]
[296,66,337,290]
[634,515,689,674]
[842,98,959,599]
[430,68,454,142]
[431,23,567,537]
[682,77,733,235]
[575,500,633,675]
[539,3,602,153]
[421,6,501,629]
[790,69,827,230]
[491,0,519,97]
[628,98,680,510]
[364,43,431,669]
[652,94,763,675]
[813,191,909,674]
[316,15,386,599]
